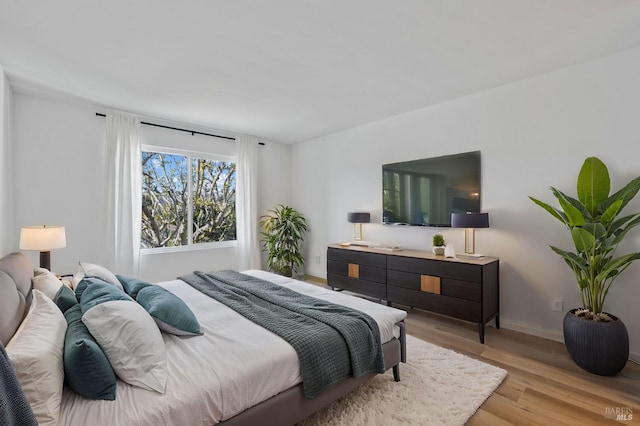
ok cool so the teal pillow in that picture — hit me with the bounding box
[74,277,112,301]
[136,285,202,336]
[116,275,152,299]
[80,281,133,313]
[53,285,77,313]
[74,279,89,300]
[63,304,116,400]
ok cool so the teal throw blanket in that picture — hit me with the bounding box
[179,270,385,398]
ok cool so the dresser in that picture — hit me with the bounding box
[327,244,499,343]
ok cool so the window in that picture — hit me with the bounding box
[141,147,236,250]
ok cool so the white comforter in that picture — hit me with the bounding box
[58,270,407,426]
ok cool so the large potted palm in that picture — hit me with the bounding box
[260,205,309,277]
[530,157,640,375]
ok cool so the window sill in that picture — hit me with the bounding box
[140,240,237,256]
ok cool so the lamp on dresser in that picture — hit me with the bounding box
[347,212,370,243]
[19,225,66,270]
[451,212,489,257]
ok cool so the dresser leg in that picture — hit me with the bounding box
[495,315,500,329]
[478,323,485,344]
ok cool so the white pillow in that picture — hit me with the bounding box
[82,300,167,393]
[6,290,66,426]
[76,261,124,291]
[32,268,62,299]
[70,269,84,290]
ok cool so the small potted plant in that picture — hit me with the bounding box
[432,233,446,256]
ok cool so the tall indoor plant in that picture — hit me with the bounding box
[260,205,309,277]
[530,157,640,375]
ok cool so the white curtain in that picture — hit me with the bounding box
[105,112,141,275]
[0,66,12,256]
[236,135,261,270]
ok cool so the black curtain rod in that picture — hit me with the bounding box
[95,113,265,145]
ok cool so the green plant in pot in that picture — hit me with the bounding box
[432,233,446,256]
[530,157,640,375]
[260,205,309,277]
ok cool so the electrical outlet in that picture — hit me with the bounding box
[552,299,563,312]
[314,255,321,264]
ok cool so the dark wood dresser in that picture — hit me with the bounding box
[327,244,500,343]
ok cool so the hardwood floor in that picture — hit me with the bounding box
[303,275,640,425]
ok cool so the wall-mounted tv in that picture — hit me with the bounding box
[382,151,481,227]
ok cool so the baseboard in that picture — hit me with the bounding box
[302,274,327,285]
[499,319,564,343]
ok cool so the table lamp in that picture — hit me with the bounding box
[347,212,370,242]
[19,225,67,270]
[450,212,489,257]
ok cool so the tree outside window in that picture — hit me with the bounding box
[141,150,236,249]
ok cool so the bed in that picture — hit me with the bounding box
[0,252,407,426]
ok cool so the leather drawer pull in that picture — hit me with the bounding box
[348,263,360,279]
[421,275,441,294]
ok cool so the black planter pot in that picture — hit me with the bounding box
[563,309,629,376]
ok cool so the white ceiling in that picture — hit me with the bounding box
[2,1,640,144]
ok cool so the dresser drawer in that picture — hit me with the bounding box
[327,274,387,299]
[441,278,481,302]
[387,286,481,322]
[387,270,481,302]
[387,256,481,282]
[327,260,386,284]
[327,247,387,268]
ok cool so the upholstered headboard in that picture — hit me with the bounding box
[0,253,34,345]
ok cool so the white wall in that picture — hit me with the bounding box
[0,66,12,256]
[10,91,292,282]
[293,46,640,356]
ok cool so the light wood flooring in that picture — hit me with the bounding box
[304,276,640,425]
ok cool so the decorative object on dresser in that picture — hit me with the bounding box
[444,244,456,258]
[347,212,371,243]
[431,234,446,256]
[19,225,66,270]
[259,205,309,277]
[450,212,489,257]
[327,244,499,343]
[530,156,640,376]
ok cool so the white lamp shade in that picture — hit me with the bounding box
[19,226,67,251]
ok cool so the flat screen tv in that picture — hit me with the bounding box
[382,151,481,227]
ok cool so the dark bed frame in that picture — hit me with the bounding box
[0,252,407,426]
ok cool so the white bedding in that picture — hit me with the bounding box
[58,270,407,426]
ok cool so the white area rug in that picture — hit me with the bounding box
[300,335,507,426]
